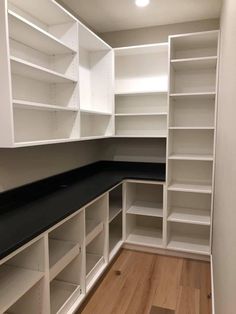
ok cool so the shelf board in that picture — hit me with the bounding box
[114,131,167,138]
[168,154,214,161]
[168,207,211,226]
[127,201,163,217]
[109,229,122,253]
[80,109,112,116]
[49,239,80,281]
[169,126,215,130]
[109,239,123,260]
[50,280,80,314]
[80,135,113,141]
[8,10,76,55]
[115,112,167,116]
[0,265,44,313]
[86,220,104,246]
[169,92,216,100]
[115,42,168,56]
[115,90,168,96]
[109,201,122,223]
[86,254,103,276]
[10,56,77,83]
[168,182,212,194]
[171,56,217,71]
[126,227,163,248]
[13,100,78,112]
[168,235,210,255]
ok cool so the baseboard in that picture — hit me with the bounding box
[211,254,216,314]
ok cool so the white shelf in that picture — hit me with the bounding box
[0,265,43,313]
[8,10,76,55]
[170,92,216,99]
[169,126,215,130]
[115,42,168,56]
[114,133,167,138]
[13,100,78,112]
[86,220,104,246]
[168,154,213,161]
[168,207,211,225]
[127,201,163,217]
[80,109,112,116]
[171,56,217,71]
[115,90,168,96]
[109,204,122,223]
[168,235,210,255]
[10,56,77,83]
[86,253,104,276]
[115,113,167,116]
[168,182,212,194]
[126,227,163,248]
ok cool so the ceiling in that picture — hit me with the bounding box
[60,0,222,33]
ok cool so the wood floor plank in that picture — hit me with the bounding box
[176,286,200,314]
[150,306,175,314]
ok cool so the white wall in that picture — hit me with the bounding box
[100,19,219,47]
[213,0,236,313]
[0,141,101,191]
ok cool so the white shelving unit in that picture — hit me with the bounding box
[167,30,219,255]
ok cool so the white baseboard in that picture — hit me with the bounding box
[211,255,215,314]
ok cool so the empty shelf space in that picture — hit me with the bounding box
[114,132,167,138]
[109,212,123,254]
[0,265,43,313]
[170,92,216,99]
[86,220,104,246]
[168,235,210,255]
[127,201,163,217]
[80,109,112,116]
[168,207,211,225]
[109,184,123,222]
[10,56,77,83]
[115,113,167,116]
[8,10,76,55]
[169,126,215,130]
[86,253,104,276]
[170,56,217,70]
[115,90,168,96]
[109,205,122,223]
[168,182,212,194]
[126,227,163,247]
[168,154,213,161]
[13,100,78,112]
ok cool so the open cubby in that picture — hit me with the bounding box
[168,129,214,160]
[79,23,113,114]
[109,184,122,222]
[170,31,219,59]
[125,181,164,217]
[126,214,163,247]
[167,191,211,226]
[13,108,79,144]
[115,43,168,94]
[86,231,106,287]
[80,112,113,138]
[115,93,167,115]
[50,255,82,314]
[49,213,84,281]
[85,195,107,246]
[0,238,45,314]
[169,96,215,128]
[167,222,210,255]
[168,160,213,193]
[109,212,123,255]
[115,115,167,137]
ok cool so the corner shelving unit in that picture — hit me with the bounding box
[167,30,219,255]
[114,43,168,138]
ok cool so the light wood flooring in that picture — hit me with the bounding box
[78,249,212,314]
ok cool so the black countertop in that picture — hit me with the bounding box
[0,161,165,260]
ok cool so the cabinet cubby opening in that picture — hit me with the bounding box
[167,221,210,254]
[109,184,122,222]
[168,160,213,193]
[109,212,123,254]
[170,31,218,59]
[115,115,167,137]
[49,213,83,281]
[126,182,164,217]
[167,191,211,225]
[0,238,45,313]
[85,195,107,246]
[4,279,44,314]
[80,113,113,138]
[13,108,79,144]
[50,255,82,314]
[169,97,215,128]
[126,214,163,247]
[115,93,167,115]
[115,44,168,94]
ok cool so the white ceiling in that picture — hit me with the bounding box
[61,0,222,33]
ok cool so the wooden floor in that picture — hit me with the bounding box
[78,249,212,314]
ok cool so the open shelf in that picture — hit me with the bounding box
[168,208,211,225]
[109,184,123,222]
[168,153,213,161]
[170,56,217,71]
[0,238,44,313]
[109,212,123,255]
[168,182,212,194]
[49,213,84,281]
[126,214,163,248]
[50,256,82,314]
[13,100,78,112]
[86,220,104,246]
[115,115,167,137]
[170,92,216,99]
[115,43,168,95]
[167,222,210,255]
[125,181,164,217]
[80,112,113,138]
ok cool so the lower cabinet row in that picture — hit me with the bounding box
[0,180,211,314]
